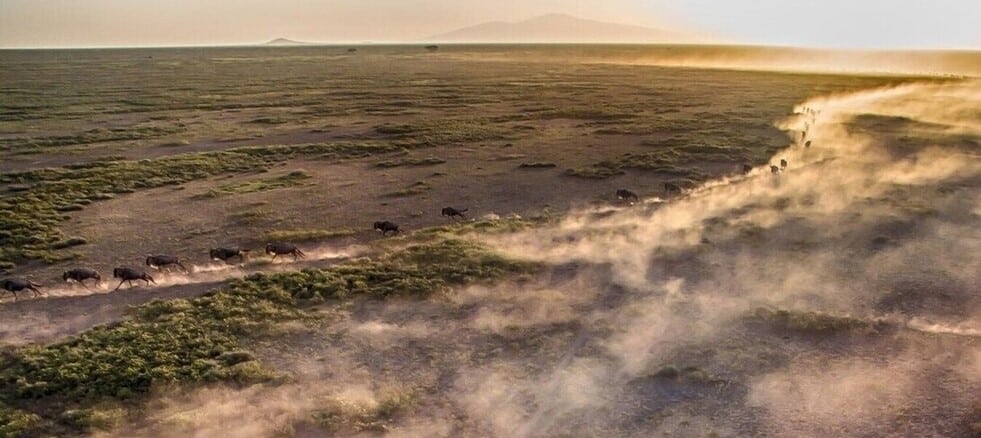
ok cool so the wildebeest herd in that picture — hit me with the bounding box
[614,107,816,204]
[1,206,471,301]
[5,108,821,302]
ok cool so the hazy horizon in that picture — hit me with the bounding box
[1,0,979,50]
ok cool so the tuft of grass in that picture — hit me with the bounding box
[519,162,557,169]
[565,161,624,179]
[226,210,269,226]
[312,388,416,434]
[261,228,357,242]
[751,307,873,334]
[374,156,446,168]
[49,236,88,250]
[414,217,542,240]
[383,181,431,198]
[247,117,288,124]
[0,125,185,153]
[649,365,725,386]
[374,118,512,146]
[157,140,190,148]
[0,404,41,437]
[194,170,312,199]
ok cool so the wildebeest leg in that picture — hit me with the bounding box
[114,279,127,291]
[271,253,278,262]
[177,262,188,272]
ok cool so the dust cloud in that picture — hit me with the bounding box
[111,80,979,437]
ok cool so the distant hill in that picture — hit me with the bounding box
[263,38,313,46]
[425,13,697,43]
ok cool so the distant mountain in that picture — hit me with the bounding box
[425,14,697,43]
[263,38,313,46]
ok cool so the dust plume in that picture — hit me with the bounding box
[466,78,980,436]
[110,79,979,436]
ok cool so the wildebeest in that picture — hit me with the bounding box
[805,140,812,148]
[265,243,305,261]
[210,247,249,263]
[780,159,788,169]
[112,267,155,291]
[63,268,101,287]
[770,165,781,174]
[146,255,187,272]
[1,278,42,300]
[664,183,683,194]
[373,221,400,236]
[615,189,639,203]
[742,164,753,175]
[425,45,439,51]
[441,207,468,219]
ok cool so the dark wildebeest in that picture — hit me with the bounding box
[265,243,305,261]
[805,140,812,148]
[616,189,640,203]
[112,267,155,291]
[664,183,683,194]
[63,268,101,287]
[373,221,400,236]
[1,278,42,300]
[347,48,357,53]
[802,130,808,140]
[780,159,788,169]
[210,248,249,263]
[146,255,187,272]
[742,164,753,175]
[441,207,468,219]
[770,165,781,174]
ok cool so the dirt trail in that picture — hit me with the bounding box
[0,245,366,345]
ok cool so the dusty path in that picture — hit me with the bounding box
[0,247,365,345]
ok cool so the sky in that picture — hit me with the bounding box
[0,0,978,49]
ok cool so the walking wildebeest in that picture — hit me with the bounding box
[1,278,42,300]
[742,164,753,175]
[664,183,683,194]
[770,165,781,174]
[441,207,468,219]
[146,255,187,272]
[373,221,400,236]
[63,268,101,287]
[112,267,155,291]
[265,243,305,261]
[210,247,249,263]
[805,140,812,148]
[780,159,788,169]
[616,189,639,203]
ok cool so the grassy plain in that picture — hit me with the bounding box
[2,45,974,437]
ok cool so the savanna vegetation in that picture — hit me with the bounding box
[0,238,539,436]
